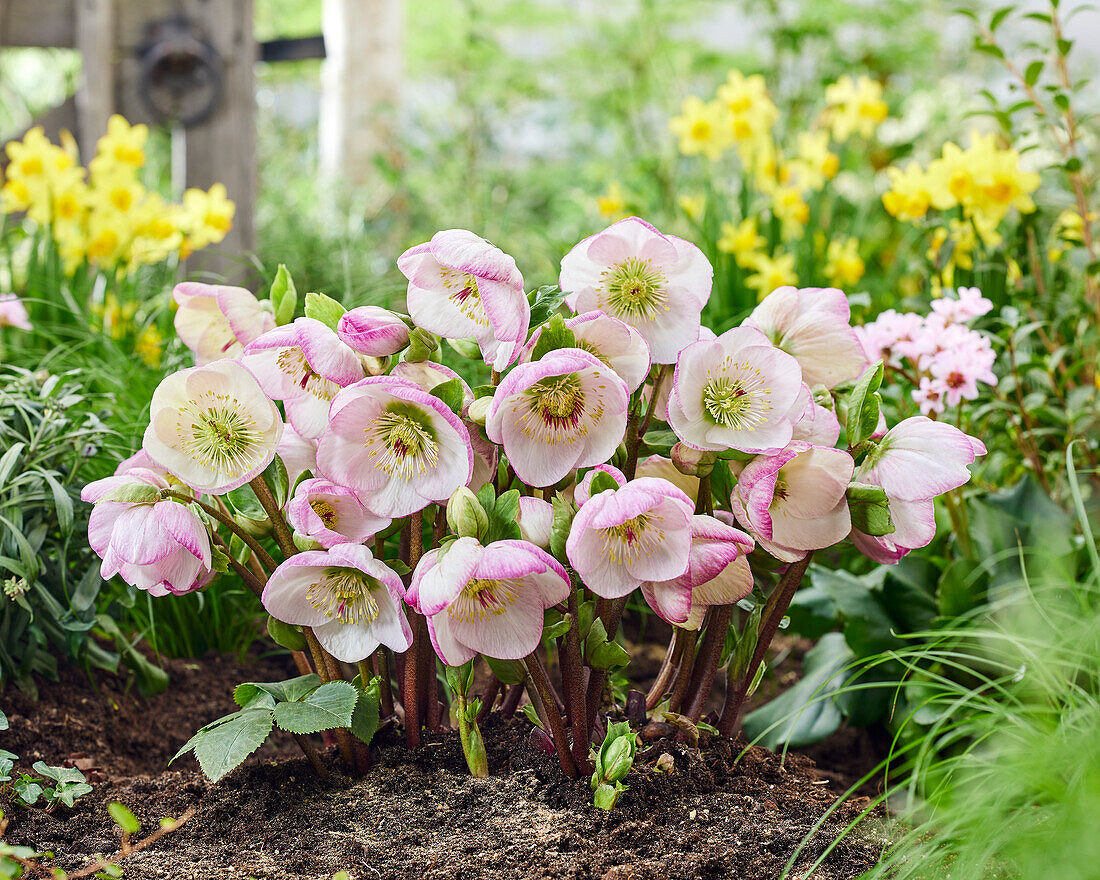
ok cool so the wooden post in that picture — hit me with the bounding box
[319,0,403,186]
[177,0,256,282]
[75,0,114,159]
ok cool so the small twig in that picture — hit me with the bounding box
[66,807,197,879]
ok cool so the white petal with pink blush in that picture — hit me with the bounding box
[262,543,412,662]
[316,376,473,519]
[285,478,391,548]
[668,326,805,454]
[173,282,274,365]
[143,360,283,494]
[486,348,628,488]
[559,217,711,364]
[523,310,651,392]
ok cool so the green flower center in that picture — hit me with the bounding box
[309,567,381,625]
[601,257,668,321]
[182,402,260,475]
[701,372,771,431]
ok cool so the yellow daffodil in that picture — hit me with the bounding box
[596,181,627,219]
[678,193,706,222]
[744,251,797,299]
[718,218,766,268]
[788,130,839,192]
[824,237,865,287]
[669,96,732,160]
[883,161,932,221]
[716,70,778,145]
[825,75,888,142]
[135,324,164,367]
[90,115,148,175]
[772,185,810,238]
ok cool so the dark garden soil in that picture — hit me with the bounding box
[1,648,889,880]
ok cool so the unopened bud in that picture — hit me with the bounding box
[655,752,675,774]
[292,531,323,552]
[602,736,636,784]
[446,487,488,539]
[358,354,391,376]
[672,442,716,477]
[234,513,273,539]
[405,328,441,362]
[467,396,492,425]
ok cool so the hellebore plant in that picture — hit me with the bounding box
[82,220,985,797]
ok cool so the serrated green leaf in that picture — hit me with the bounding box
[304,291,346,329]
[186,709,274,782]
[527,284,568,327]
[274,680,357,733]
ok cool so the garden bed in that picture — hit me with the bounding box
[2,653,885,880]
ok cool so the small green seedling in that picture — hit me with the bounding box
[589,720,638,810]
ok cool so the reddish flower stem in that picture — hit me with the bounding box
[683,604,733,722]
[524,654,577,778]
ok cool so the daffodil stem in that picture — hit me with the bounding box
[249,476,296,560]
[163,490,277,572]
[684,604,733,722]
[523,654,577,778]
[718,552,813,738]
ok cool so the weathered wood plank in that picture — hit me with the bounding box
[0,0,77,47]
[75,0,114,158]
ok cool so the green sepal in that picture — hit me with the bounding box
[270,264,298,325]
[430,378,467,414]
[846,481,895,536]
[303,291,346,330]
[530,313,577,361]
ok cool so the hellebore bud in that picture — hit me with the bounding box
[446,486,489,540]
[467,396,492,426]
[406,328,441,362]
[672,442,716,477]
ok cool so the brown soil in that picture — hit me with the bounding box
[1,651,887,880]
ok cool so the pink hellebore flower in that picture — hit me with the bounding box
[668,326,804,454]
[559,217,712,364]
[566,477,694,600]
[316,376,473,518]
[636,454,700,500]
[285,478,391,548]
[851,417,986,564]
[791,388,842,446]
[732,443,855,562]
[143,360,283,494]
[262,543,412,662]
[523,310,651,392]
[641,514,755,628]
[397,229,530,371]
[744,286,867,389]
[0,294,32,330]
[408,538,570,664]
[574,464,626,507]
[243,317,364,439]
[278,424,318,485]
[82,470,212,597]
[485,348,629,488]
[337,306,411,357]
[517,496,554,550]
[172,282,274,365]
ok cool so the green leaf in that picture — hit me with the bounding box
[743,632,853,749]
[32,763,86,785]
[234,674,322,710]
[530,313,577,361]
[304,291,346,329]
[262,456,290,508]
[587,470,620,496]
[210,545,231,574]
[550,495,576,561]
[430,378,467,415]
[273,680,358,733]
[585,619,630,670]
[809,567,902,657]
[845,360,884,448]
[542,610,572,641]
[350,681,381,745]
[989,5,1013,30]
[266,617,308,652]
[270,264,298,326]
[484,656,526,685]
[179,708,274,782]
[527,284,568,328]
[224,483,266,520]
[481,488,521,544]
[846,482,894,536]
[14,779,43,805]
[41,472,73,535]
[0,442,26,492]
[0,709,9,731]
[108,802,141,835]
[1025,60,1044,86]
